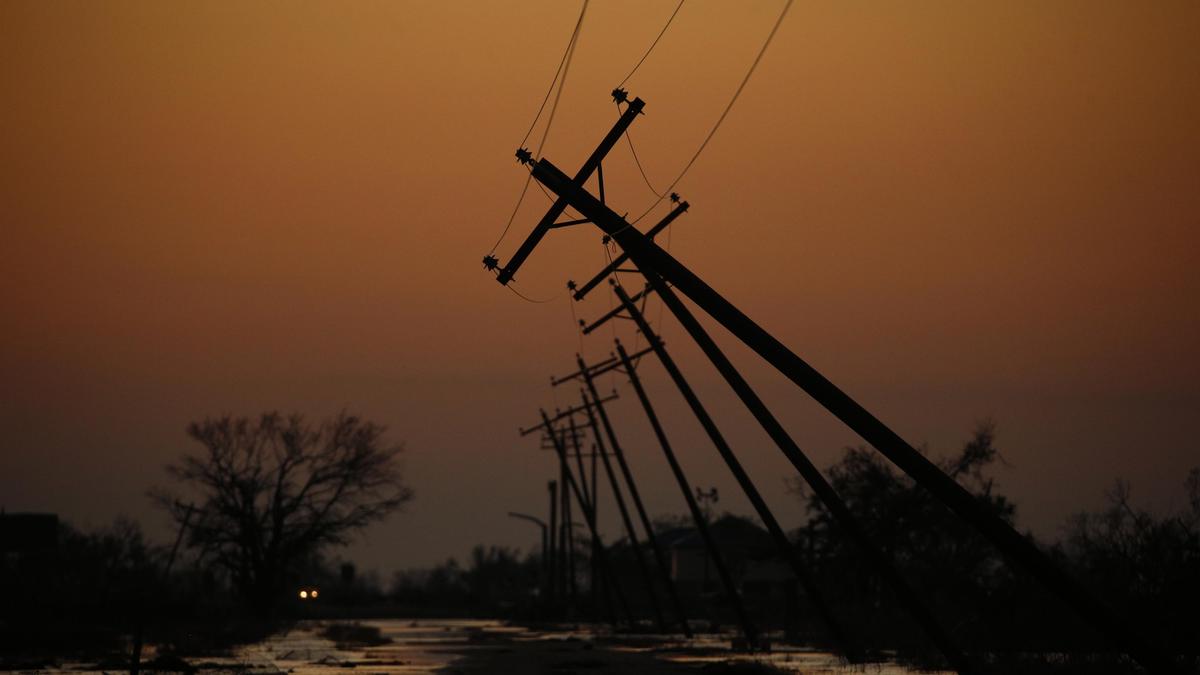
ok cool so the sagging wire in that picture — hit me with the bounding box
[620,0,795,230]
[487,266,558,304]
[616,0,686,89]
[620,104,665,200]
[488,1,591,257]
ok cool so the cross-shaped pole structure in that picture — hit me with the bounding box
[492,93,1168,675]
[579,387,668,633]
[554,356,693,637]
[612,281,957,668]
[492,97,644,285]
[583,277,972,665]
[533,410,633,627]
[602,292,853,658]
[602,339,758,647]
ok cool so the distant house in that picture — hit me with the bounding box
[657,514,794,596]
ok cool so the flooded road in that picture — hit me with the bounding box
[143,619,949,674]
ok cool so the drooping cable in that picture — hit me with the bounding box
[620,106,664,199]
[534,1,589,161]
[488,1,591,256]
[504,280,557,304]
[616,0,686,89]
[488,267,558,304]
[627,0,793,226]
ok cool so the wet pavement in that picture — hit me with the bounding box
[49,619,947,674]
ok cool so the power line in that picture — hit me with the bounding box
[489,1,591,255]
[616,0,686,89]
[620,107,664,199]
[504,279,558,304]
[628,0,793,226]
[535,1,589,159]
[487,264,559,304]
[613,0,686,201]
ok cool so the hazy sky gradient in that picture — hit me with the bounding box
[3,1,1198,575]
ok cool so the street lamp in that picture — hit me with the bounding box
[508,511,549,601]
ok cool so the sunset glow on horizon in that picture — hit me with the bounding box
[2,0,1197,576]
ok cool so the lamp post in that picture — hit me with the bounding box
[508,511,550,604]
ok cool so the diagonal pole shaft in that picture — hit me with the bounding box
[619,279,971,671]
[578,359,693,637]
[563,460,577,607]
[612,333,758,646]
[572,200,689,301]
[578,389,668,632]
[549,479,559,607]
[542,410,634,628]
[567,416,593,513]
[497,98,645,284]
[530,156,1169,675]
[613,284,859,659]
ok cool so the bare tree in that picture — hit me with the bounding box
[152,412,412,612]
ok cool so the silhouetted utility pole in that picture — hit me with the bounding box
[525,403,610,615]
[606,338,757,647]
[589,442,600,610]
[526,408,623,624]
[571,199,689,302]
[491,92,1167,674]
[587,259,970,669]
[549,410,633,624]
[564,414,600,616]
[521,392,620,434]
[567,416,593,518]
[559,460,570,604]
[533,411,634,628]
[609,297,849,655]
[494,98,644,286]
[614,285,950,668]
[620,270,993,669]
[548,480,558,606]
[694,486,717,596]
[557,358,692,637]
[576,388,667,632]
[562,458,577,606]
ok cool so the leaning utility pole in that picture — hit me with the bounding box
[487,91,1168,674]
[532,411,635,627]
[493,98,643,285]
[548,479,558,606]
[566,415,593,521]
[561,454,576,606]
[612,284,967,669]
[590,294,853,659]
[566,417,599,613]
[523,394,621,622]
[602,338,758,647]
[570,199,689,301]
[557,358,692,637]
[578,388,668,633]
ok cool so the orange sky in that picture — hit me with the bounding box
[2,1,1198,573]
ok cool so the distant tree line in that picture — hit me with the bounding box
[2,417,1196,672]
[787,421,1199,668]
[1,411,412,668]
